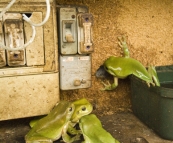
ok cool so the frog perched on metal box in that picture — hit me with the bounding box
[96,36,160,90]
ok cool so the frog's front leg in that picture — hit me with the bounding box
[62,132,81,143]
[118,36,130,58]
[147,65,160,86]
[67,123,82,135]
[62,124,81,143]
[101,77,118,90]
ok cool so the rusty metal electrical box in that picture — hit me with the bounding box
[0,0,59,121]
[60,55,91,90]
[57,5,93,90]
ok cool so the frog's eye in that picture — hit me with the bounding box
[82,107,86,111]
[69,107,73,112]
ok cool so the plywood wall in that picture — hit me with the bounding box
[56,0,173,116]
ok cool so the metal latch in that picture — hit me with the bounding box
[78,13,94,54]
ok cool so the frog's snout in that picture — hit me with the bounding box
[104,65,108,71]
[96,65,110,78]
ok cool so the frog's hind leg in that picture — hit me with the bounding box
[29,115,46,128]
[148,65,160,86]
[25,135,53,143]
[62,132,81,143]
[117,36,130,58]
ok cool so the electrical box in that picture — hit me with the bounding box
[0,0,59,121]
[60,55,91,90]
[59,7,77,55]
[58,6,93,55]
[57,5,93,90]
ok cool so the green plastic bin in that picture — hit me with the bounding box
[130,65,173,140]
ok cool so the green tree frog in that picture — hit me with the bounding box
[101,36,160,90]
[79,114,120,143]
[25,98,93,143]
[25,101,79,143]
[71,98,93,123]
[67,98,93,135]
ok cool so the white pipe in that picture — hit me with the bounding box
[0,0,16,19]
[0,24,36,51]
[22,0,50,27]
[0,0,50,51]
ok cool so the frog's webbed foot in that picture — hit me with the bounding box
[117,36,130,58]
[151,82,155,86]
[147,65,160,87]
[67,126,82,135]
[146,81,155,87]
[62,132,81,143]
[101,81,112,91]
[118,39,123,48]
[118,36,125,45]
[71,133,81,141]
[101,77,118,91]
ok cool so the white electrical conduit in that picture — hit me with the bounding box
[0,0,16,19]
[0,0,50,51]
[0,24,36,51]
[22,0,50,27]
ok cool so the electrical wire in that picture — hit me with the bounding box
[22,0,50,27]
[0,24,36,51]
[0,0,16,20]
[0,0,50,51]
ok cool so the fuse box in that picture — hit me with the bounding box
[60,55,91,90]
[57,5,93,90]
[0,0,59,121]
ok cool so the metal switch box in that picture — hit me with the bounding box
[63,20,75,43]
[59,7,77,55]
[60,55,91,90]
[3,13,25,66]
[58,6,94,55]
[58,5,93,90]
[0,0,59,121]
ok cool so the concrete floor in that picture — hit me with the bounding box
[0,112,173,143]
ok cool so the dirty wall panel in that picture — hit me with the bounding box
[0,0,59,120]
[56,0,173,115]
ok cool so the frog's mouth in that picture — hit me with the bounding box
[104,66,115,76]
[104,66,123,77]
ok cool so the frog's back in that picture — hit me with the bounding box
[104,56,151,81]
[80,114,119,143]
[25,101,73,140]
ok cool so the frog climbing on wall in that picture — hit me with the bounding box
[96,36,160,90]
